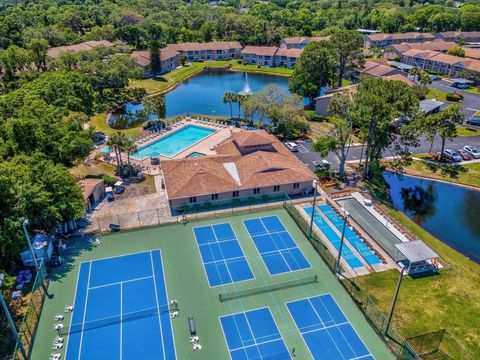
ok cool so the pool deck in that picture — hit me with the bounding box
[114,118,239,175]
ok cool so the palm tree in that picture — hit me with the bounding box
[237,93,247,119]
[409,66,422,82]
[107,132,123,173]
[123,139,138,179]
[223,91,236,119]
[419,72,432,87]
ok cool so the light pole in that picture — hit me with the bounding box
[308,180,318,238]
[335,207,350,275]
[0,274,28,359]
[385,265,408,336]
[22,219,39,272]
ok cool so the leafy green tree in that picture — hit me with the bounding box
[28,38,49,71]
[143,95,166,119]
[350,78,420,179]
[289,41,335,105]
[149,40,161,73]
[330,30,365,87]
[423,104,465,161]
[447,47,465,57]
[223,91,236,119]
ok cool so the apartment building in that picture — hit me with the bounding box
[167,41,242,62]
[401,49,480,76]
[241,46,279,67]
[435,31,480,44]
[131,47,180,76]
[47,40,114,58]
[364,32,436,48]
[280,36,329,49]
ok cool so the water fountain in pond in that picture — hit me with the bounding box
[239,73,252,95]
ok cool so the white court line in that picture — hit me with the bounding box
[88,276,154,290]
[120,283,123,360]
[77,262,92,360]
[157,249,177,360]
[64,261,85,360]
[149,251,166,360]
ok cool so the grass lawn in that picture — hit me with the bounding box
[359,176,480,358]
[355,203,480,359]
[456,125,480,137]
[463,87,480,95]
[396,159,480,188]
[425,87,450,102]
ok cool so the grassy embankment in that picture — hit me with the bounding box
[357,178,480,359]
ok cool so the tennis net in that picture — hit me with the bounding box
[60,304,173,335]
[219,274,317,302]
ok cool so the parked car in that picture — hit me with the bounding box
[466,116,480,127]
[285,142,299,152]
[105,186,114,202]
[463,145,480,159]
[114,185,125,194]
[429,75,441,81]
[458,149,473,161]
[442,149,462,162]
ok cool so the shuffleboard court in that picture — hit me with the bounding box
[64,250,176,360]
[193,223,254,287]
[243,216,311,275]
[304,207,364,269]
[219,307,291,360]
[319,204,382,266]
[286,294,374,360]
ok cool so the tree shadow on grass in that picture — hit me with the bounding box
[424,162,467,179]
[152,75,168,83]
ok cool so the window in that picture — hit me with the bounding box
[253,188,260,195]
[273,185,280,192]
[293,183,299,189]
[232,191,239,198]
[189,196,197,203]
[211,193,218,201]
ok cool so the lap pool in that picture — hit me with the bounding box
[132,125,215,159]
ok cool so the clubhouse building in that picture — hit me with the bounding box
[161,130,315,210]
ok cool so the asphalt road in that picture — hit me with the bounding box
[294,135,480,171]
[428,80,480,120]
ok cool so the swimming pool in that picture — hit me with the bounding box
[132,125,216,159]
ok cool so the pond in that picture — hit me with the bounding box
[108,68,291,129]
[383,172,480,263]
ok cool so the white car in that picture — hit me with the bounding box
[463,145,480,159]
[285,142,299,152]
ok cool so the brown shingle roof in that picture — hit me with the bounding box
[241,46,279,56]
[383,74,415,86]
[162,130,315,199]
[282,36,330,44]
[368,32,435,42]
[275,48,303,58]
[47,40,114,58]
[464,48,480,60]
[79,178,104,199]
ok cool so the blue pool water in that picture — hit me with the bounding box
[132,125,215,159]
[384,172,480,263]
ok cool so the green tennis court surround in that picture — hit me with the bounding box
[30,208,393,360]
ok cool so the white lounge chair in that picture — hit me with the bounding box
[54,314,64,321]
[190,335,199,342]
[193,343,202,351]
[52,343,63,350]
[53,323,64,330]
[170,311,179,319]
[64,305,73,312]
[49,353,61,360]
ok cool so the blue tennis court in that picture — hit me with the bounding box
[193,223,254,287]
[304,207,364,269]
[243,216,311,275]
[286,294,373,360]
[220,307,291,360]
[320,204,382,266]
[65,250,176,360]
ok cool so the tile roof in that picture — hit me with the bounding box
[275,48,303,58]
[367,32,435,42]
[362,61,400,77]
[383,74,415,86]
[464,48,480,60]
[162,130,315,199]
[47,40,114,58]
[401,48,438,59]
[79,178,104,199]
[391,40,457,54]
[241,46,279,56]
[131,51,151,67]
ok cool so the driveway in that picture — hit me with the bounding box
[428,80,480,120]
